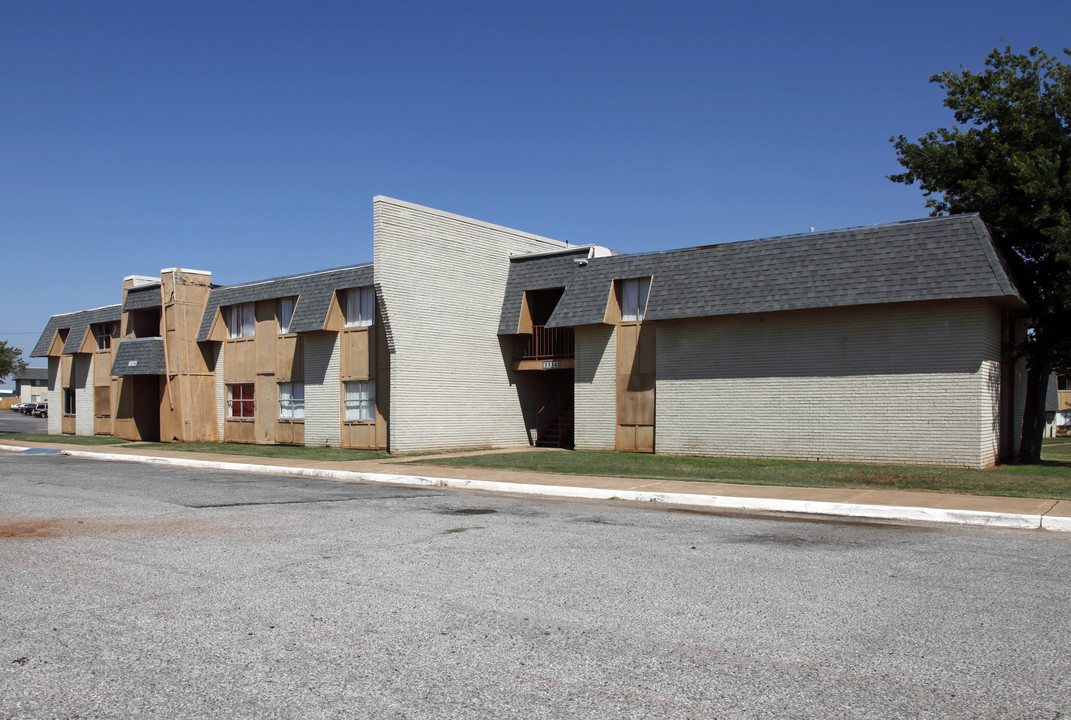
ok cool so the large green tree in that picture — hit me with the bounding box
[890,45,1071,463]
[0,340,28,383]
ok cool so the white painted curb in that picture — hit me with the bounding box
[1,444,1064,531]
[1041,514,1071,532]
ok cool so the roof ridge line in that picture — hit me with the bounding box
[216,263,372,291]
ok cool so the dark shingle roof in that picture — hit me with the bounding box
[196,265,373,342]
[497,249,589,334]
[14,367,48,381]
[542,214,1025,328]
[123,284,162,311]
[1046,373,1060,413]
[111,338,166,375]
[30,305,122,357]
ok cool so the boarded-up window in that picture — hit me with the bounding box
[94,386,111,417]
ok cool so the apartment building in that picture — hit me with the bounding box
[32,197,1028,468]
[12,367,49,404]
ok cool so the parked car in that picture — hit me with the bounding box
[10,402,25,412]
[20,402,37,414]
[31,403,48,418]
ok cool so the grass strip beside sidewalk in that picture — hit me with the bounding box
[409,446,1071,500]
[0,435,389,461]
[7,432,1071,499]
[127,442,390,462]
[0,433,125,446]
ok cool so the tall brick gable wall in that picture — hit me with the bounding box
[373,197,571,453]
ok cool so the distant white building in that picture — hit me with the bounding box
[13,367,48,403]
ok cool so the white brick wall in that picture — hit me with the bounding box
[574,325,617,451]
[214,344,224,442]
[653,301,1004,469]
[47,358,61,435]
[977,308,1002,467]
[1011,320,1029,458]
[373,197,573,452]
[75,355,94,436]
[304,331,340,447]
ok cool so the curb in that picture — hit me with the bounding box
[3,444,1063,532]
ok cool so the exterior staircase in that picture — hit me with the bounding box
[536,408,574,449]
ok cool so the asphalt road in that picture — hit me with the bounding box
[1,452,1069,719]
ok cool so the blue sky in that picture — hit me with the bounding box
[2,0,1068,382]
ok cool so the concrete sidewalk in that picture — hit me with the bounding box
[3,439,1070,532]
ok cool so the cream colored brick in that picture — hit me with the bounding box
[75,355,93,436]
[575,325,616,450]
[373,197,572,453]
[215,344,224,442]
[654,301,1005,469]
[304,331,340,447]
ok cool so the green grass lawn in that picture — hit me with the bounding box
[412,439,1071,500]
[129,442,390,462]
[0,433,126,446]
[7,430,1071,499]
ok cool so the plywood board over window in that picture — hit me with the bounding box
[255,300,277,376]
[276,419,304,445]
[61,355,73,389]
[616,322,655,453]
[93,382,112,435]
[93,350,112,387]
[224,338,255,382]
[255,375,277,444]
[275,335,303,381]
[340,327,373,380]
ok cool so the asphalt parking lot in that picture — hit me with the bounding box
[0,409,46,435]
[2,452,1070,719]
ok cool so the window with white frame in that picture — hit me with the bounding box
[226,303,255,339]
[343,380,375,422]
[226,383,255,418]
[343,287,375,327]
[620,277,651,322]
[278,382,305,420]
[278,297,295,334]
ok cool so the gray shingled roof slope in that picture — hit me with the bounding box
[123,284,162,311]
[111,338,166,375]
[30,305,123,357]
[15,367,48,381]
[196,264,373,342]
[497,249,590,335]
[1046,373,1059,413]
[544,214,1025,328]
